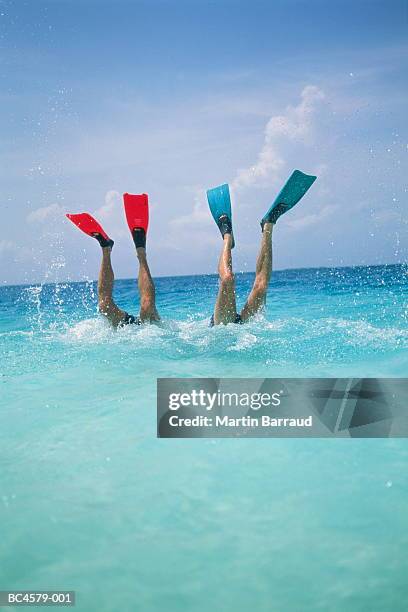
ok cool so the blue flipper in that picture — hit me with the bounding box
[207,183,235,248]
[261,169,317,227]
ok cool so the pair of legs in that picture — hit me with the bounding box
[98,245,159,327]
[213,222,273,325]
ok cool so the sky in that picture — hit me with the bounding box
[1,0,407,285]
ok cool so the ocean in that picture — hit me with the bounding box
[1,264,407,611]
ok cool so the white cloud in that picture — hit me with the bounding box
[92,190,127,238]
[30,191,127,240]
[232,85,325,190]
[164,190,219,251]
[170,192,210,230]
[166,86,327,243]
[93,189,120,221]
[0,240,16,254]
[286,204,337,231]
[162,86,328,248]
[26,203,65,223]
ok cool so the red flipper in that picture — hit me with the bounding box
[123,193,149,234]
[66,213,110,241]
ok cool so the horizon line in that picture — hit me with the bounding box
[2,262,405,290]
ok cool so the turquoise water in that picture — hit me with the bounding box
[1,264,408,611]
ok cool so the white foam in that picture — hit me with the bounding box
[63,317,115,343]
[228,332,258,352]
[55,312,408,356]
[0,330,34,338]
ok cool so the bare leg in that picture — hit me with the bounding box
[240,222,273,322]
[136,247,160,322]
[213,234,237,325]
[98,247,128,327]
